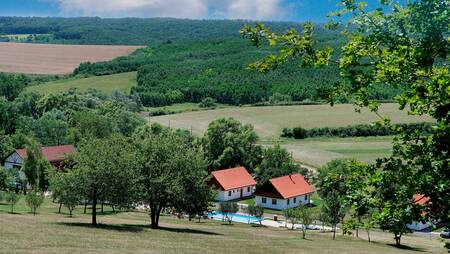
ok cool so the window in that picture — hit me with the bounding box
[287,199,290,205]
[272,199,277,205]
[262,197,267,204]
[293,197,297,203]
[228,191,231,196]
[247,186,250,192]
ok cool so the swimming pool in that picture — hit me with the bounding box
[208,211,263,224]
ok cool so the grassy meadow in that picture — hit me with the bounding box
[149,103,432,167]
[26,72,137,95]
[0,197,445,254]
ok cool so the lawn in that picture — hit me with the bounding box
[150,103,432,139]
[146,103,233,115]
[149,103,431,167]
[271,136,394,167]
[0,197,445,254]
[26,72,137,95]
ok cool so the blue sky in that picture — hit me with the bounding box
[0,0,382,22]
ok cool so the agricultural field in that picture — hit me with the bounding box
[0,42,143,74]
[149,103,432,138]
[26,72,137,95]
[0,198,444,254]
[149,103,432,167]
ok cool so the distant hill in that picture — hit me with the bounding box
[0,17,337,46]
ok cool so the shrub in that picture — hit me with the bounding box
[25,191,44,216]
[199,97,217,108]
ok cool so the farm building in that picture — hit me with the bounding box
[254,174,314,210]
[4,145,77,170]
[208,167,257,202]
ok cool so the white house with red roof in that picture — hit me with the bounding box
[208,167,257,202]
[4,145,77,170]
[254,174,314,210]
[407,194,433,231]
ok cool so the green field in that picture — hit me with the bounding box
[149,103,432,139]
[26,72,137,95]
[270,136,394,167]
[0,197,444,254]
[149,103,432,167]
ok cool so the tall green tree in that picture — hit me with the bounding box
[49,169,83,217]
[22,139,51,191]
[75,135,139,226]
[136,131,210,228]
[0,166,11,191]
[242,0,449,230]
[202,118,262,171]
[256,145,300,185]
[322,191,347,240]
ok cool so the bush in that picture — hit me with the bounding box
[25,191,44,216]
[199,97,217,108]
[5,192,20,213]
[282,122,434,139]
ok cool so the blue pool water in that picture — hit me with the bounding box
[208,211,263,224]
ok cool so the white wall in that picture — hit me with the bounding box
[255,194,311,210]
[4,152,23,169]
[214,185,255,201]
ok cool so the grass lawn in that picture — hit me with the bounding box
[271,136,394,167]
[150,103,432,139]
[0,197,445,254]
[146,103,233,115]
[25,72,137,95]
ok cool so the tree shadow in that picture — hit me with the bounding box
[157,226,222,236]
[387,244,426,252]
[55,222,146,233]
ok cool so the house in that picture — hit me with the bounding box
[4,145,77,170]
[208,167,257,202]
[254,174,314,210]
[407,194,433,231]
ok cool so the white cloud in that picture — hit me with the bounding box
[47,0,288,20]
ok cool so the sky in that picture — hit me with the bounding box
[0,0,383,22]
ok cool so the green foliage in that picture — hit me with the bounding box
[218,202,239,225]
[136,130,211,228]
[255,145,300,184]
[25,191,44,216]
[246,204,264,225]
[0,73,29,101]
[76,135,140,225]
[298,206,313,239]
[322,191,347,240]
[22,139,52,191]
[198,97,217,108]
[282,122,434,139]
[202,118,262,171]
[0,167,11,191]
[5,192,20,213]
[49,169,83,217]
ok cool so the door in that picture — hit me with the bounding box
[240,188,243,198]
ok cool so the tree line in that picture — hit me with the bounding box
[281,122,434,139]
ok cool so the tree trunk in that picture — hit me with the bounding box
[302,229,306,239]
[150,207,159,229]
[58,203,62,214]
[333,225,336,240]
[112,206,115,213]
[367,230,371,243]
[92,191,98,226]
[395,233,402,246]
[84,201,87,214]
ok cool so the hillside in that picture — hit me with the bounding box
[0,199,444,254]
[26,72,137,94]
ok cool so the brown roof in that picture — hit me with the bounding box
[209,167,256,191]
[254,174,314,199]
[414,194,430,206]
[17,145,77,163]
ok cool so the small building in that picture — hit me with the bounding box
[408,194,433,231]
[4,145,77,170]
[254,174,314,210]
[208,167,257,202]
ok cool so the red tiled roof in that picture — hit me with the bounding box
[210,167,256,191]
[17,145,77,162]
[414,194,430,206]
[257,174,314,199]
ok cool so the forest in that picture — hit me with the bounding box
[1,17,402,106]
